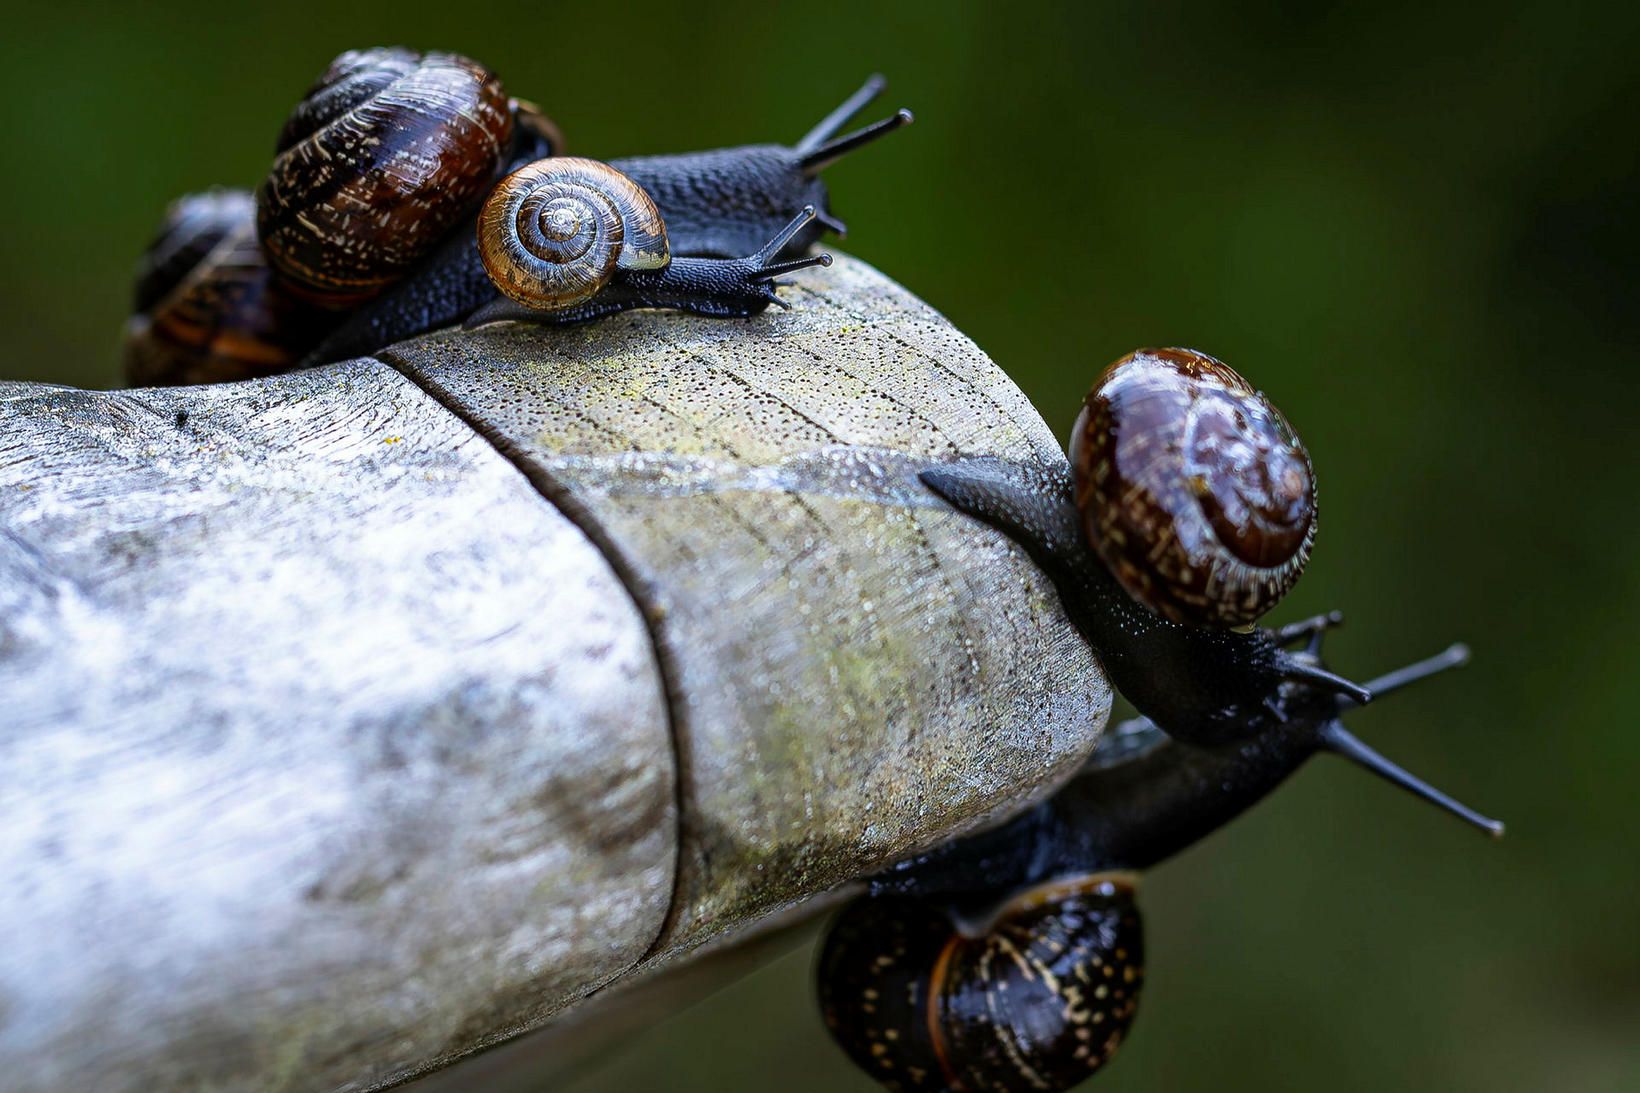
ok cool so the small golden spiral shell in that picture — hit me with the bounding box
[477,157,670,311]
[1071,348,1316,628]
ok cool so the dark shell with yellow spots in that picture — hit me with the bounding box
[817,875,1144,1092]
[1071,348,1316,628]
[256,47,515,307]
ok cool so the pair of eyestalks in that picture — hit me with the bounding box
[818,347,1502,1092]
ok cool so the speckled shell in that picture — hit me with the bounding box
[0,256,1110,1093]
[817,875,1144,1092]
[1070,347,1316,627]
[478,157,670,310]
[256,47,514,305]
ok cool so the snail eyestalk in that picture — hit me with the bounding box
[795,73,888,152]
[1271,610,1347,649]
[1316,720,1504,837]
[798,109,915,175]
[1360,642,1471,697]
[1276,655,1374,705]
[751,206,823,272]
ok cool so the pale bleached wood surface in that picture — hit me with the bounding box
[0,256,1108,1092]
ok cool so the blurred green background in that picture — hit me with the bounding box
[4,1,1636,1090]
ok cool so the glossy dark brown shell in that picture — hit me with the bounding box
[256,47,514,307]
[818,875,1144,1092]
[1071,348,1316,627]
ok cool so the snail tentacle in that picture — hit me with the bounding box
[1270,609,1346,648]
[1275,656,1374,704]
[794,73,888,153]
[798,108,916,176]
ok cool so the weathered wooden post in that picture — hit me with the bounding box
[0,257,1110,1092]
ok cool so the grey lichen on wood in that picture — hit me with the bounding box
[0,255,1109,1092]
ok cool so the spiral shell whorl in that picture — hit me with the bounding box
[477,158,669,311]
[256,47,513,306]
[818,875,1144,1092]
[1071,348,1316,628]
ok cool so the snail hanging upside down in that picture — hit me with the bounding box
[125,47,911,385]
[819,349,1501,1092]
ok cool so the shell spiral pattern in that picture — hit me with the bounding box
[818,875,1145,1092]
[477,158,670,311]
[1071,347,1316,628]
[256,47,514,306]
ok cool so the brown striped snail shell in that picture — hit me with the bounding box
[477,157,670,311]
[124,190,333,386]
[1071,348,1316,628]
[818,875,1144,1092]
[256,47,515,307]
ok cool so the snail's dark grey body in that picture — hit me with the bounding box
[0,257,1112,1092]
[304,143,836,367]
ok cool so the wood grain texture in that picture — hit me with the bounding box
[0,255,1111,1091]
[0,364,675,1091]
[384,254,1112,968]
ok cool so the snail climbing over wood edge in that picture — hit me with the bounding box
[818,349,1502,1092]
[125,47,910,385]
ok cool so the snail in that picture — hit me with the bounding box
[127,48,908,385]
[820,627,1498,1092]
[819,348,1502,1090]
[463,157,829,326]
[921,348,1378,745]
[307,73,909,365]
[125,48,546,385]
